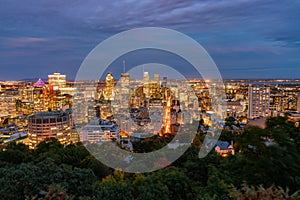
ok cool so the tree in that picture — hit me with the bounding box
[228,183,300,200]
[150,167,193,199]
[96,170,133,200]
[132,174,170,200]
[0,142,32,164]
[80,155,112,179]
[35,138,63,155]
[0,158,97,199]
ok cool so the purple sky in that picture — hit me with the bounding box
[0,0,300,80]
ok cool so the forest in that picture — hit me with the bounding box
[0,116,300,199]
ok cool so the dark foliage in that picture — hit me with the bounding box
[0,117,299,199]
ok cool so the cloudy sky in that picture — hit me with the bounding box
[0,0,300,80]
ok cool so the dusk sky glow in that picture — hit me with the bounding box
[1,0,300,80]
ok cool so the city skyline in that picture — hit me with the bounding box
[1,1,300,198]
[0,1,300,80]
[2,69,300,154]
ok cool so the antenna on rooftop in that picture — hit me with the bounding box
[122,60,126,73]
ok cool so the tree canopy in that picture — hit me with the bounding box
[0,116,300,199]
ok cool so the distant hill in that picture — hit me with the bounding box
[18,78,47,82]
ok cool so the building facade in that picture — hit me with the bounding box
[297,93,300,113]
[248,86,270,119]
[103,73,114,100]
[79,117,119,143]
[0,94,18,117]
[28,110,72,148]
[120,73,130,109]
[48,72,66,88]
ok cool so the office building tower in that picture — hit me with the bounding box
[297,93,300,113]
[162,77,167,87]
[48,72,66,89]
[248,86,270,119]
[143,72,150,98]
[104,73,114,101]
[0,95,18,117]
[18,78,49,113]
[120,73,130,109]
[28,110,72,148]
[143,72,150,83]
[154,74,160,83]
[33,78,49,112]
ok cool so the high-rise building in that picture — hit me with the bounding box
[154,74,160,83]
[32,78,49,112]
[163,96,172,134]
[103,73,114,100]
[0,94,18,117]
[72,93,86,124]
[297,93,300,113]
[120,73,130,90]
[28,110,72,148]
[248,86,270,119]
[120,73,130,109]
[87,100,100,121]
[143,72,150,97]
[141,72,161,98]
[270,94,281,116]
[148,82,160,98]
[48,72,66,89]
[143,72,150,83]
[162,77,167,87]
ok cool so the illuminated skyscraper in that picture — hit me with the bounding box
[142,72,161,98]
[248,86,270,119]
[120,73,130,109]
[143,72,150,98]
[143,72,150,83]
[0,95,18,117]
[162,77,167,87]
[163,96,172,134]
[28,110,72,148]
[32,78,49,112]
[297,93,300,112]
[120,73,130,89]
[154,73,160,83]
[48,72,66,89]
[104,73,114,100]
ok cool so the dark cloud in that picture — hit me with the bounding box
[0,0,299,79]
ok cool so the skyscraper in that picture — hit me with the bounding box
[162,77,167,87]
[120,73,130,109]
[103,73,114,101]
[297,93,300,113]
[32,78,49,112]
[143,72,150,97]
[48,72,66,89]
[154,73,160,83]
[248,85,270,119]
[143,72,150,83]
[0,95,18,117]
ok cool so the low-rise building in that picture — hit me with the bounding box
[79,117,119,143]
